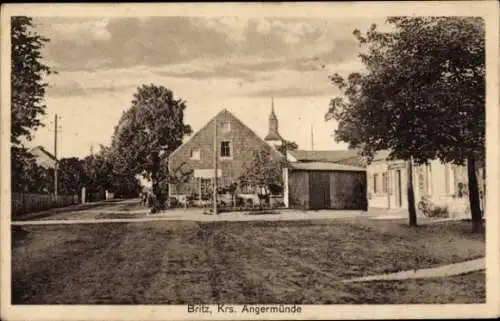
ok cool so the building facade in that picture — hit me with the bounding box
[284,162,367,210]
[367,151,485,218]
[168,108,284,204]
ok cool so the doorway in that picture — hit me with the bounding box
[309,171,331,210]
[395,169,402,207]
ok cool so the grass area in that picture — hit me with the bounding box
[11,219,484,304]
[339,271,485,304]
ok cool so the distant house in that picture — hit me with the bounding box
[366,150,485,218]
[29,146,57,169]
[284,149,367,210]
[168,106,284,205]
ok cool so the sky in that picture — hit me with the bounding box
[28,16,389,158]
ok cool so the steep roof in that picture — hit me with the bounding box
[169,108,284,161]
[290,161,365,172]
[29,146,57,169]
[288,149,362,163]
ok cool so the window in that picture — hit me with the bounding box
[241,184,255,194]
[190,149,200,160]
[373,174,378,194]
[426,164,433,195]
[382,172,388,193]
[220,121,231,132]
[418,166,426,195]
[220,141,231,158]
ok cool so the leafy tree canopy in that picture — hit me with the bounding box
[326,17,485,166]
[11,16,55,146]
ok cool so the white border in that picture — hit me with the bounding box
[1,2,499,320]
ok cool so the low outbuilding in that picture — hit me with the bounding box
[284,161,367,210]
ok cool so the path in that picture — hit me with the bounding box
[11,209,366,226]
[14,199,136,221]
[341,258,485,283]
[11,209,464,226]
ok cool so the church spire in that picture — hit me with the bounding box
[264,97,282,142]
[271,97,276,118]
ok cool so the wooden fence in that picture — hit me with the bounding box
[12,193,79,218]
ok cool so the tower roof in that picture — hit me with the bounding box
[264,131,283,141]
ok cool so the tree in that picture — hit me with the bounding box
[82,152,113,200]
[326,17,485,231]
[110,84,192,210]
[239,148,286,202]
[11,17,55,192]
[58,157,85,195]
[276,140,298,155]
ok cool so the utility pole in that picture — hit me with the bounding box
[213,119,218,215]
[310,124,314,150]
[53,114,59,199]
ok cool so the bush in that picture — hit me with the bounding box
[272,201,285,209]
[235,196,244,207]
[430,205,449,218]
[169,197,181,208]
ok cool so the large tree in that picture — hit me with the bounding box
[326,17,485,231]
[11,17,55,191]
[110,84,192,210]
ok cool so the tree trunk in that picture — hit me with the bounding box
[150,151,161,213]
[467,155,483,233]
[407,160,418,227]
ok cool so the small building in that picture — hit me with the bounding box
[29,145,57,169]
[366,150,485,218]
[284,161,367,211]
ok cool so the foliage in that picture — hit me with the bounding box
[11,17,55,193]
[276,140,298,155]
[11,147,53,193]
[110,84,192,208]
[110,84,192,178]
[11,16,55,146]
[326,17,484,229]
[58,157,85,195]
[83,147,141,198]
[239,148,285,195]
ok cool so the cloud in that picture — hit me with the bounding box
[35,16,392,101]
[35,16,387,73]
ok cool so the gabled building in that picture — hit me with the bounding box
[29,146,57,169]
[168,107,284,204]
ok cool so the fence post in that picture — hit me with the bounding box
[81,187,86,204]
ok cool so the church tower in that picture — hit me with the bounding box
[264,97,283,147]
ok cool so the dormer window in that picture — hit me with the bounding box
[220,121,231,132]
[190,149,200,160]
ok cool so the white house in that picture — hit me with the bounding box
[367,150,485,219]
